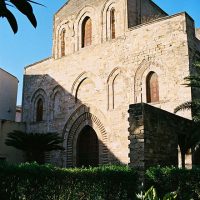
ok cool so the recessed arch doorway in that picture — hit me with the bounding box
[76,125,99,167]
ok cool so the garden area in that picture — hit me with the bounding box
[0,161,200,200]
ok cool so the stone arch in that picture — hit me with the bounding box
[74,6,96,51]
[54,20,74,58]
[31,88,48,122]
[63,104,109,167]
[50,86,65,119]
[101,0,117,42]
[71,71,102,102]
[107,67,121,110]
[60,28,66,57]
[134,60,164,103]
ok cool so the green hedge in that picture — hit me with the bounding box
[145,166,200,200]
[0,162,138,200]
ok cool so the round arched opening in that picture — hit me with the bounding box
[76,125,99,167]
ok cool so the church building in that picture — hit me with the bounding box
[22,0,200,167]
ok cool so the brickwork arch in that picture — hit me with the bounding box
[31,88,48,122]
[63,104,109,167]
[134,60,164,103]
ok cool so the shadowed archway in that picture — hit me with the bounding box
[63,104,109,167]
[77,125,99,167]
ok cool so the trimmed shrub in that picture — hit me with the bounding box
[0,162,138,200]
[145,166,200,200]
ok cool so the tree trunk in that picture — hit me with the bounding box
[181,152,185,168]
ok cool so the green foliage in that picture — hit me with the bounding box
[0,0,44,33]
[136,186,177,200]
[146,166,200,200]
[174,60,200,122]
[5,131,64,164]
[174,60,200,168]
[138,186,177,200]
[0,162,138,200]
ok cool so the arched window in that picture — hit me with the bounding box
[146,72,159,103]
[36,98,43,122]
[110,8,115,39]
[53,92,62,118]
[82,17,92,48]
[61,29,66,57]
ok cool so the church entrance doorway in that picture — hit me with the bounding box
[76,125,99,167]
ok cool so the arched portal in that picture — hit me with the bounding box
[63,105,109,167]
[77,125,99,167]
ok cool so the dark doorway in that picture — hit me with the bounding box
[77,125,99,167]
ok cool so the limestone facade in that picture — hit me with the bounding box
[22,0,200,167]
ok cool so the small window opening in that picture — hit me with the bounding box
[36,98,43,122]
[146,72,159,103]
[82,17,92,48]
[110,9,116,39]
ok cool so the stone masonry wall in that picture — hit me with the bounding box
[186,16,200,110]
[141,0,167,23]
[23,11,194,167]
[128,103,196,170]
[53,0,167,58]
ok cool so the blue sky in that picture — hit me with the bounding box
[0,0,199,105]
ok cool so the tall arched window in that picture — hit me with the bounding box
[53,92,62,118]
[61,29,66,57]
[110,8,116,39]
[146,72,159,103]
[36,98,43,122]
[82,17,92,48]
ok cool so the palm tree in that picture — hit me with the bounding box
[5,131,64,164]
[174,60,200,168]
[0,0,44,33]
[174,61,200,122]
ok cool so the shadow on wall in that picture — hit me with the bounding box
[128,103,200,172]
[22,74,125,167]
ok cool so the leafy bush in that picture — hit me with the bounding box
[146,166,200,200]
[136,186,177,200]
[0,162,138,200]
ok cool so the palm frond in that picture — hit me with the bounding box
[174,101,192,113]
[174,99,200,113]
[27,0,45,7]
[0,0,18,33]
[183,76,200,88]
[193,61,200,68]
[1,0,45,33]
[10,0,37,28]
[5,131,64,163]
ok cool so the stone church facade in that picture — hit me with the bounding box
[22,0,200,167]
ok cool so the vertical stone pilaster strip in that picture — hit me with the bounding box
[128,103,145,183]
